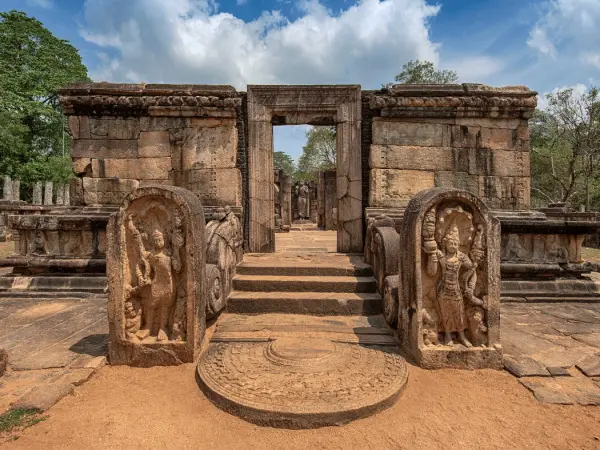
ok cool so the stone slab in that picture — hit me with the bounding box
[547,366,571,377]
[72,139,138,159]
[372,120,450,147]
[12,383,74,411]
[91,157,172,180]
[369,145,453,171]
[138,131,171,157]
[0,348,7,377]
[503,355,550,377]
[173,168,242,206]
[519,376,600,405]
[576,354,600,377]
[369,169,435,207]
[182,119,237,169]
[82,177,139,205]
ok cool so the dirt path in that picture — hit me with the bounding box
[3,363,599,449]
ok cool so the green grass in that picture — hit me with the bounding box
[0,408,46,434]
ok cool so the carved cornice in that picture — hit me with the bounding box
[59,83,242,116]
[365,84,537,119]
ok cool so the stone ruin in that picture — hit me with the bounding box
[107,185,207,366]
[1,81,599,426]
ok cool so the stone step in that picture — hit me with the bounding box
[232,275,377,293]
[236,261,372,277]
[227,291,382,315]
[0,276,107,295]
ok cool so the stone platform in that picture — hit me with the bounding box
[196,314,408,428]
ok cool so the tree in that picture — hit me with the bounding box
[530,86,600,210]
[0,11,90,184]
[295,126,336,181]
[273,151,295,176]
[384,59,458,88]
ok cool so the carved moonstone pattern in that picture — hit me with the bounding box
[197,338,408,428]
[107,185,207,366]
[398,188,502,369]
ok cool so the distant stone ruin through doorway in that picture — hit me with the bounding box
[247,85,362,253]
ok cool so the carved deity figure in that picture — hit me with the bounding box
[424,207,486,348]
[296,182,310,219]
[127,215,182,342]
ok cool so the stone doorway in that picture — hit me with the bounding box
[247,85,363,253]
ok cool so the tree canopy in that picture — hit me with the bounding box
[530,86,600,210]
[0,10,89,184]
[295,126,336,181]
[384,59,458,88]
[274,151,295,176]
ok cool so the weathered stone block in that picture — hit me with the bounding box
[72,158,92,175]
[91,157,171,180]
[478,176,530,210]
[139,131,171,158]
[369,145,453,171]
[479,127,516,150]
[173,168,242,206]
[369,169,435,207]
[82,177,139,205]
[398,188,502,369]
[72,139,138,159]
[0,348,7,377]
[107,185,207,366]
[434,171,479,194]
[139,117,187,132]
[372,119,450,147]
[181,119,237,169]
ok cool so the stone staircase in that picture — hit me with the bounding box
[0,274,107,298]
[227,253,382,315]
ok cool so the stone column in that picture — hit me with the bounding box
[32,182,43,205]
[55,184,65,206]
[63,183,71,206]
[2,176,12,201]
[280,173,292,227]
[44,181,53,205]
[11,179,20,202]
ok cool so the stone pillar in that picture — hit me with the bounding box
[63,183,71,206]
[32,182,43,205]
[107,185,207,366]
[55,184,65,206]
[280,173,292,227]
[2,176,12,201]
[44,181,53,205]
[11,179,20,202]
[324,170,337,230]
[398,187,502,370]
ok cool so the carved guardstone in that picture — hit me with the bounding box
[398,188,502,369]
[107,185,207,366]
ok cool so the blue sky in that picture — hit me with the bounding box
[3,0,600,161]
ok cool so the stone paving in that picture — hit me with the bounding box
[0,289,599,414]
[501,302,600,405]
[276,226,337,253]
[0,296,108,412]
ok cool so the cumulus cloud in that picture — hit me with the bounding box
[527,0,600,62]
[444,56,505,83]
[80,0,441,88]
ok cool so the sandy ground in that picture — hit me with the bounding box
[3,363,600,450]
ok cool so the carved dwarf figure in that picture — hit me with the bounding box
[127,215,182,341]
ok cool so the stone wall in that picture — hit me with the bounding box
[365,84,536,211]
[60,84,244,209]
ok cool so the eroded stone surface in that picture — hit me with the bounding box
[107,185,207,366]
[503,355,550,377]
[197,314,407,428]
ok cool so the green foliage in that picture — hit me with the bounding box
[530,86,600,210]
[0,10,89,184]
[0,408,45,434]
[274,151,295,176]
[295,126,336,181]
[384,59,459,88]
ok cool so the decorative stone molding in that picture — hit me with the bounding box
[107,185,207,366]
[59,83,241,117]
[367,84,537,119]
[398,188,502,369]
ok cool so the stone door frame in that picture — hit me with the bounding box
[247,85,363,253]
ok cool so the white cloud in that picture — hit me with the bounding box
[536,83,587,109]
[80,0,441,88]
[26,0,53,8]
[236,0,248,5]
[444,56,505,83]
[527,0,600,63]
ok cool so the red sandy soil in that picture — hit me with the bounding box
[3,363,600,449]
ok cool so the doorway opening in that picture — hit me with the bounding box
[272,125,337,253]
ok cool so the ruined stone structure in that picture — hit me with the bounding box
[107,185,206,366]
[317,169,337,230]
